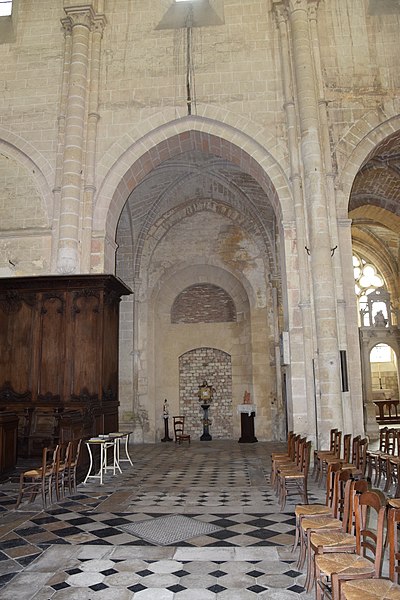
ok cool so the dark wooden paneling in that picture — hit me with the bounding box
[0,412,18,475]
[0,296,35,394]
[38,294,65,397]
[0,275,132,457]
[71,292,101,396]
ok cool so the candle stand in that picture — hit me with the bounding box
[161,416,173,442]
[200,403,212,441]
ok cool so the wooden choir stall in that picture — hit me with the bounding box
[0,275,132,468]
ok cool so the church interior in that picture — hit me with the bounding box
[0,0,400,597]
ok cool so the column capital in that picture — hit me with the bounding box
[92,14,107,35]
[272,0,289,24]
[60,17,72,36]
[307,0,321,21]
[63,5,96,29]
[274,0,321,15]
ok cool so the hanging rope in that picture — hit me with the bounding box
[186,25,192,115]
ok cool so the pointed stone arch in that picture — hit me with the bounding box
[335,110,400,212]
[93,115,293,271]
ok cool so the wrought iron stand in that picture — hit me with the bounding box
[161,417,173,442]
[200,403,212,441]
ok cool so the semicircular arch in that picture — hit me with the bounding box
[0,130,54,221]
[149,263,253,317]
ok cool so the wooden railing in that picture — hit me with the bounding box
[374,399,400,424]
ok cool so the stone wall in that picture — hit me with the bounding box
[172,284,236,324]
[0,0,399,443]
[179,347,233,440]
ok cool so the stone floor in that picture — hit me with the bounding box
[0,440,328,599]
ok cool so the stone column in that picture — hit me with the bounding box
[81,14,106,272]
[284,0,343,444]
[309,4,365,437]
[273,2,317,442]
[56,6,94,274]
[52,20,72,271]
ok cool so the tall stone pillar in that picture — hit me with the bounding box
[81,14,106,272]
[280,0,344,444]
[51,21,72,272]
[273,2,317,442]
[57,6,94,274]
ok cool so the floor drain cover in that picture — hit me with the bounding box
[119,514,222,545]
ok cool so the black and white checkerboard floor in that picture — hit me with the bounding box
[0,441,323,599]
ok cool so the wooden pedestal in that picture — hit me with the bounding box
[238,412,258,443]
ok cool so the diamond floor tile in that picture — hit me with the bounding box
[0,439,372,598]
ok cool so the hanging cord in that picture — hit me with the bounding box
[184,5,197,116]
[186,25,192,115]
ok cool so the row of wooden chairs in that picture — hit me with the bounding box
[366,426,400,495]
[15,438,82,509]
[295,463,400,600]
[313,429,369,484]
[271,433,312,510]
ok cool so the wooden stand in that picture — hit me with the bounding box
[161,417,173,442]
[200,403,212,441]
[237,404,258,443]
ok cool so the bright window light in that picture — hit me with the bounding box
[0,0,12,17]
[371,344,392,363]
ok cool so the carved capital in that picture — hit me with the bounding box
[63,5,95,29]
[287,0,307,11]
[281,0,321,15]
[60,17,72,36]
[272,0,289,24]
[307,0,320,20]
[92,14,107,35]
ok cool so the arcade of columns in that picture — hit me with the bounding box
[4,0,396,446]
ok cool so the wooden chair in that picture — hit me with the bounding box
[341,502,400,600]
[274,436,305,495]
[313,429,338,480]
[272,433,301,491]
[293,462,342,552]
[314,430,342,484]
[15,445,59,509]
[64,438,82,494]
[297,469,354,573]
[366,427,388,484]
[173,416,191,445]
[375,428,396,488]
[386,434,400,496]
[278,439,311,510]
[314,489,387,600]
[271,430,295,486]
[388,499,400,583]
[53,442,71,501]
[320,435,361,480]
[306,477,369,592]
